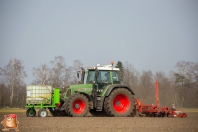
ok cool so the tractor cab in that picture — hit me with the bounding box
[64,62,120,99]
[86,64,120,85]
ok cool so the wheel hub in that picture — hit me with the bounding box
[113,94,130,113]
[75,104,80,109]
[41,111,47,117]
[116,101,121,106]
[73,99,85,114]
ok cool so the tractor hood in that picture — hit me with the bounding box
[64,84,93,98]
[69,84,92,89]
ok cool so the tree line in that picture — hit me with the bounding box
[0,56,83,108]
[0,56,197,108]
[117,61,198,108]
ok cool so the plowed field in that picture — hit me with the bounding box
[0,111,198,132]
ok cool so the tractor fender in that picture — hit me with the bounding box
[105,84,135,97]
[78,92,92,102]
[78,92,93,109]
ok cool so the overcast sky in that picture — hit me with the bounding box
[0,0,198,84]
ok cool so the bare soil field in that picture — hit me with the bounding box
[0,111,198,132]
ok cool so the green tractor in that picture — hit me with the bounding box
[61,61,135,117]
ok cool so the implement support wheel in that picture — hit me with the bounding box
[38,108,48,117]
[26,108,36,117]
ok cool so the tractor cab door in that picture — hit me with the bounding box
[91,69,98,109]
[92,70,111,110]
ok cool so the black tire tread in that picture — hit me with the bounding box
[65,93,89,117]
[26,108,36,117]
[104,88,134,117]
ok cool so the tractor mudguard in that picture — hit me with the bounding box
[78,92,92,102]
[105,84,135,97]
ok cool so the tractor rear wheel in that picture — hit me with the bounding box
[65,94,89,117]
[104,88,134,117]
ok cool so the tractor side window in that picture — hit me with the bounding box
[112,71,120,84]
[86,71,95,84]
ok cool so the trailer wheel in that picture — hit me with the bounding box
[26,108,36,117]
[38,108,48,117]
[65,94,89,117]
[104,88,134,117]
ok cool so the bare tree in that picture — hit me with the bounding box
[174,61,198,108]
[175,61,195,81]
[63,66,73,87]
[71,60,83,84]
[0,84,9,108]
[139,70,154,104]
[140,70,153,89]
[0,58,27,107]
[33,64,52,85]
[193,62,198,83]
[123,61,139,88]
[50,56,66,87]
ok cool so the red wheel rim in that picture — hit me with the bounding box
[113,94,130,113]
[72,99,85,114]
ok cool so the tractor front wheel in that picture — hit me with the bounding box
[104,88,134,117]
[65,94,89,117]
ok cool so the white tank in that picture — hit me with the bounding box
[26,85,52,104]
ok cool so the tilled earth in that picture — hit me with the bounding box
[0,112,198,132]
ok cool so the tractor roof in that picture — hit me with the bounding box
[87,64,119,71]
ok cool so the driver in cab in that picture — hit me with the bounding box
[104,72,110,83]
